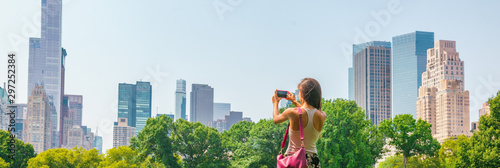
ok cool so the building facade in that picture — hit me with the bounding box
[349,41,391,101]
[135,81,152,134]
[416,40,470,142]
[113,118,136,148]
[213,103,231,121]
[63,125,83,149]
[175,79,187,121]
[28,0,63,142]
[354,42,392,126]
[117,81,151,134]
[479,102,490,117]
[392,31,434,118]
[23,85,52,153]
[190,84,214,126]
[94,135,103,154]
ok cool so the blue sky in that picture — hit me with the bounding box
[1,0,500,153]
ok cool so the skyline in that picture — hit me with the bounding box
[2,1,500,153]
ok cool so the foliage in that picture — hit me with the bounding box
[457,91,500,167]
[221,121,255,167]
[437,135,468,168]
[380,114,440,168]
[99,146,138,167]
[317,99,386,168]
[130,114,179,167]
[378,154,440,168]
[27,147,102,168]
[0,130,36,168]
[171,119,230,168]
[0,157,9,168]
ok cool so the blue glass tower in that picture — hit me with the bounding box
[118,83,136,127]
[175,79,187,121]
[134,81,152,134]
[392,31,434,118]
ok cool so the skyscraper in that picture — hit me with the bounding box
[348,41,391,101]
[28,0,63,142]
[117,81,151,134]
[392,31,434,118]
[118,83,136,127]
[213,103,231,121]
[23,85,52,153]
[175,79,187,121]
[135,81,152,134]
[94,135,103,154]
[113,118,136,148]
[66,95,83,126]
[190,84,214,126]
[354,41,392,126]
[416,40,470,142]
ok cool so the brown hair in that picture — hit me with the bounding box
[298,78,322,110]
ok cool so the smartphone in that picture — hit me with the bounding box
[277,90,288,98]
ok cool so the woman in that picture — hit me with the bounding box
[272,78,326,168]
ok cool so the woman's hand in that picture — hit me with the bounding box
[272,89,282,105]
[286,91,295,101]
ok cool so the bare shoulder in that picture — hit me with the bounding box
[316,109,327,120]
[283,107,298,117]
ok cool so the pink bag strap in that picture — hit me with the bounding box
[280,107,304,153]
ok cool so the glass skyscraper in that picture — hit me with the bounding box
[175,79,187,121]
[348,41,391,100]
[118,83,136,127]
[392,31,434,118]
[190,84,214,126]
[213,103,231,121]
[135,81,152,134]
[117,81,152,134]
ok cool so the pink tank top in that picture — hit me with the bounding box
[285,108,321,154]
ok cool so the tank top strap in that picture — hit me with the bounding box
[305,108,316,125]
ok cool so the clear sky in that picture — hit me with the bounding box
[1,0,500,153]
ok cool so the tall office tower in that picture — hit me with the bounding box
[48,98,59,148]
[354,42,392,126]
[28,0,63,143]
[175,79,187,121]
[83,128,95,150]
[23,85,52,153]
[117,81,152,134]
[213,103,231,121]
[392,31,434,118]
[225,111,243,130]
[416,40,470,142]
[479,102,490,117]
[118,83,136,127]
[134,81,152,134]
[113,118,136,148]
[66,95,83,126]
[349,42,391,101]
[190,84,214,126]
[63,125,83,149]
[10,104,27,140]
[94,135,103,154]
[59,48,67,146]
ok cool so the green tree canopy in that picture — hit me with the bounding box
[380,114,440,168]
[0,130,36,168]
[221,120,255,167]
[457,91,500,167]
[0,157,10,168]
[129,114,179,167]
[27,147,102,168]
[171,119,229,168]
[317,99,386,168]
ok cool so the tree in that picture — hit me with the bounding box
[171,119,229,168]
[130,114,180,167]
[457,91,500,167]
[246,119,288,167]
[221,121,255,167]
[317,99,386,168]
[0,130,36,168]
[380,114,440,168]
[377,154,440,168]
[99,146,138,167]
[0,157,10,168]
[438,135,468,168]
[27,147,102,168]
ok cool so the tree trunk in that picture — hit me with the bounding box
[403,156,407,168]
